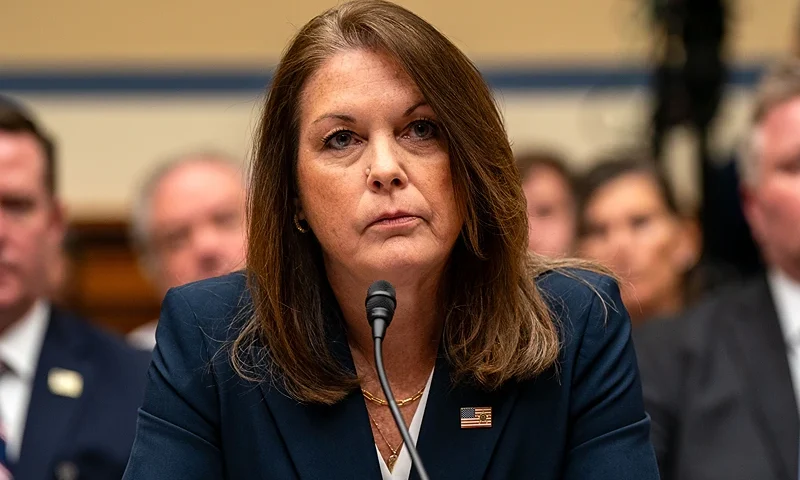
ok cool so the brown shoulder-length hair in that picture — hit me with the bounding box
[236,0,594,405]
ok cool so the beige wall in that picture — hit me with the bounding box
[1,1,794,218]
[2,0,796,65]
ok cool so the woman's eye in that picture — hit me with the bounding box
[630,214,652,230]
[408,120,437,140]
[325,131,355,150]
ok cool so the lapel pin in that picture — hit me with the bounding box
[460,406,492,429]
[48,368,83,399]
[55,461,79,480]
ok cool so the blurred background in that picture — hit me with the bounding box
[1,0,795,334]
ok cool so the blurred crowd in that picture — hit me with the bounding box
[2,29,800,480]
[521,57,800,479]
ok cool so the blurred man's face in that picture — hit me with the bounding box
[744,97,800,281]
[0,132,64,323]
[522,165,576,257]
[146,161,246,295]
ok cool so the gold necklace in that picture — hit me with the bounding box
[361,384,425,407]
[367,411,403,471]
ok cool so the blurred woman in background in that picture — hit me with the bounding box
[578,152,700,324]
[517,150,577,257]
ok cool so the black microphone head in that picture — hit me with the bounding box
[367,280,395,298]
[365,280,396,328]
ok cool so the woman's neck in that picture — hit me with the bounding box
[633,288,684,324]
[326,265,443,390]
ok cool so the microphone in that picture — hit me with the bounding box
[365,280,430,480]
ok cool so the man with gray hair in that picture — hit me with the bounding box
[127,151,247,350]
[634,57,800,480]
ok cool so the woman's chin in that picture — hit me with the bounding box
[356,247,446,281]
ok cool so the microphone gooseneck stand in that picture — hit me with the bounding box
[366,281,431,480]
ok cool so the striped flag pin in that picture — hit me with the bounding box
[460,406,492,429]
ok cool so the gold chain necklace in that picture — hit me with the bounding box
[367,411,403,471]
[361,384,425,407]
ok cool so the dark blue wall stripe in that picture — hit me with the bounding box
[0,63,768,94]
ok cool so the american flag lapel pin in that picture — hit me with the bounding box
[460,406,492,428]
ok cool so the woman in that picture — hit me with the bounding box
[516,150,577,257]
[578,152,699,324]
[123,2,658,478]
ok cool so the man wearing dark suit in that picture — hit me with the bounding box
[0,97,151,479]
[635,58,800,480]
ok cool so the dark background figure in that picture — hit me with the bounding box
[0,97,150,479]
[516,150,577,258]
[635,58,800,480]
[650,0,762,282]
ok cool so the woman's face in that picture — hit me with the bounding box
[295,49,463,286]
[579,173,694,320]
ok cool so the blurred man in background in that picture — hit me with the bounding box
[516,150,577,257]
[0,97,150,479]
[127,152,247,350]
[635,58,800,480]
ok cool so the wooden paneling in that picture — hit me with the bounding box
[59,219,161,335]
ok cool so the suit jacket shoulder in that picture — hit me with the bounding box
[634,279,753,356]
[17,308,152,480]
[531,269,659,478]
[164,271,250,344]
[167,269,617,370]
[52,308,153,372]
[537,269,625,352]
[633,277,779,420]
[633,276,799,480]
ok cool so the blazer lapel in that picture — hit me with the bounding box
[258,301,381,480]
[260,385,381,479]
[726,277,799,480]
[14,310,92,480]
[412,354,519,480]
[258,288,519,480]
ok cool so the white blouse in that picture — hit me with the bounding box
[376,370,434,480]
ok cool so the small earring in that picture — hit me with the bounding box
[293,213,309,233]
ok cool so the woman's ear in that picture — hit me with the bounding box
[293,197,306,221]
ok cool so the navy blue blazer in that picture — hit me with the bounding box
[15,308,151,480]
[124,270,659,479]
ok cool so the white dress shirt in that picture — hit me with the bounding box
[377,370,434,480]
[768,269,800,413]
[0,301,50,461]
[126,320,158,351]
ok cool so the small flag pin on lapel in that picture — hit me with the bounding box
[48,368,83,398]
[460,406,492,429]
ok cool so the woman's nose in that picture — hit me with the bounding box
[366,139,408,192]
